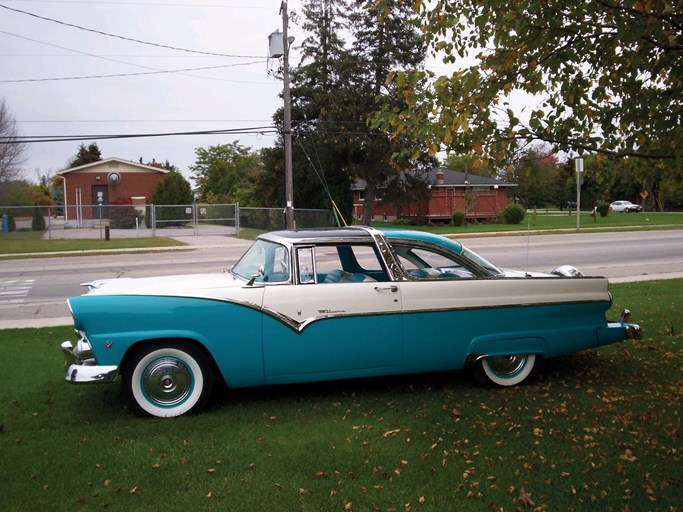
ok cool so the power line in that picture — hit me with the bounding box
[17,119,274,123]
[0,30,273,83]
[4,126,279,144]
[0,3,264,58]
[0,61,268,83]
[0,1,272,7]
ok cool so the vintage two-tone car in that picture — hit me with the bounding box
[61,227,641,418]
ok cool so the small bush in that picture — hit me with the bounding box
[501,203,526,224]
[31,206,46,231]
[597,201,610,217]
[451,210,467,226]
[110,198,142,229]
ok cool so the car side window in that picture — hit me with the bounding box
[300,244,387,284]
[395,245,477,279]
[232,240,290,283]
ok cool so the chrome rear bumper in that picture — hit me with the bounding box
[619,309,642,340]
[61,334,118,384]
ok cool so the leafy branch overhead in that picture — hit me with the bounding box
[374,0,682,164]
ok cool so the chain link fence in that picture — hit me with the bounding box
[1,203,335,239]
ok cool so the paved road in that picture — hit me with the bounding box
[1,230,681,329]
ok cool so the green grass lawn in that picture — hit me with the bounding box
[371,211,683,236]
[1,280,681,511]
[0,231,184,255]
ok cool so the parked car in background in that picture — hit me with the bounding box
[60,227,641,418]
[610,200,643,212]
[557,201,577,210]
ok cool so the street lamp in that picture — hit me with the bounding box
[493,184,499,215]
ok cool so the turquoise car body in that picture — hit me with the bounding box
[61,226,640,417]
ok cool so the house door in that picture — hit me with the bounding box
[91,185,109,219]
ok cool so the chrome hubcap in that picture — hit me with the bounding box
[143,357,192,406]
[488,355,526,376]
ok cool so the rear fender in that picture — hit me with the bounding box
[467,335,549,364]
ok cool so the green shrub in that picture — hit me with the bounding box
[451,210,467,226]
[597,201,610,217]
[109,198,142,229]
[500,203,526,224]
[31,206,46,231]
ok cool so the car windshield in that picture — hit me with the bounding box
[232,239,290,283]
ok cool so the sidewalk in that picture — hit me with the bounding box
[1,231,252,259]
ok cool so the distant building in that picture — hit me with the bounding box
[352,168,517,223]
[57,158,168,226]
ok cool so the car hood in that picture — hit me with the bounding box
[82,272,247,298]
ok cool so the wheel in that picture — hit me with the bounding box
[123,342,214,418]
[475,354,539,387]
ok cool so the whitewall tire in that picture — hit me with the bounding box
[123,342,213,418]
[475,354,540,387]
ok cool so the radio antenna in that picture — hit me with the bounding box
[525,213,531,277]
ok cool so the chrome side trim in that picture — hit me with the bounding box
[258,297,610,335]
[465,353,489,367]
[259,306,404,334]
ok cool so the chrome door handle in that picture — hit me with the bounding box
[374,285,398,292]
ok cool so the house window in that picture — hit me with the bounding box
[358,190,365,202]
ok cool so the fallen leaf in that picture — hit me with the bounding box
[518,488,535,507]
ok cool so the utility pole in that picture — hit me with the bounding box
[281,0,294,230]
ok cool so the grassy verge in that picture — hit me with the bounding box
[371,211,683,236]
[0,231,183,255]
[1,280,680,511]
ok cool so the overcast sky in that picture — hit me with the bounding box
[1,0,306,182]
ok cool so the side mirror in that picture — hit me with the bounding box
[246,265,265,286]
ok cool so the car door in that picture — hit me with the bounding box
[261,243,403,382]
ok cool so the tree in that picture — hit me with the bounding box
[375,1,682,165]
[151,171,193,205]
[149,171,193,227]
[31,205,46,231]
[501,144,562,208]
[190,142,264,205]
[270,0,356,221]
[0,98,27,181]
[139,158,179,173]
[381,171,431,220]
[68,142,102,168]
[347,0,434,224]
[266,0,433,225]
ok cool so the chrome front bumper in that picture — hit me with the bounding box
[61,332,118,384]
